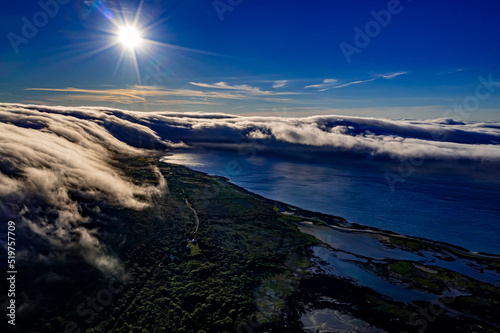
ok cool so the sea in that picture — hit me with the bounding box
[161,149,500,255]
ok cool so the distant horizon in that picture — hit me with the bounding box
[4,101,500,123]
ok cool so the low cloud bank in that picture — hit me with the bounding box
[1,103,500,272]
[0,104,174,274]
[95,104,500,164]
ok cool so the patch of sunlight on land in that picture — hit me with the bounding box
[188,242,201,256]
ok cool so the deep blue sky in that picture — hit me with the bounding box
[1,0,499,120]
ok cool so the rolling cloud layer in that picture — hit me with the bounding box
[1,103,500,273]
[0,104,172,274]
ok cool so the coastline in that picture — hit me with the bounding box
[9,156,500,332]
[160,159,500,332]
[173,159,500,259]
[160,150,500,256]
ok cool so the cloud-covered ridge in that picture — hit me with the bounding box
[0,104,175,274]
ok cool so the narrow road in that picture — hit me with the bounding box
[185,197,200,235]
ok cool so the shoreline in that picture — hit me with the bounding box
[164,159,500,260]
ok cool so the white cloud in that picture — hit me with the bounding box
[3,103,499,166]
[306,72,408,91]
[380,71,409,79]
[305,79,338,90]
[189,81,297,96]
[27,86,296,105]
[0,104,173,275]
[272,80,288,88]
[333,78,376,89]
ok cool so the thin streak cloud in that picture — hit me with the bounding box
[381,71,409,79]
[333,78,376,89]
[273,80,288,88]
[189,81,298,96]
[305,79,338,90]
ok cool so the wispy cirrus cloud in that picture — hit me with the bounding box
[45,94,220,106]
[305,79,338,91]
[26,87,147,101]
[306,72,409,91]
[272,80,288,88]
[26,86,293,104]
[380,71,409,79]
[333,78,377,89]
[189,81,298,96]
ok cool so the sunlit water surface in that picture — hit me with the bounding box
[161,150,500,254]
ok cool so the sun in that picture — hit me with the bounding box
[118,26,141,49]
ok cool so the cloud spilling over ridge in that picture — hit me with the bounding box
[1,103,500,273]
[0,104,174,274]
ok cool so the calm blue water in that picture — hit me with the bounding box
[162,150,500,254]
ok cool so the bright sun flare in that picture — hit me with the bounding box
[118,26,141,49]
